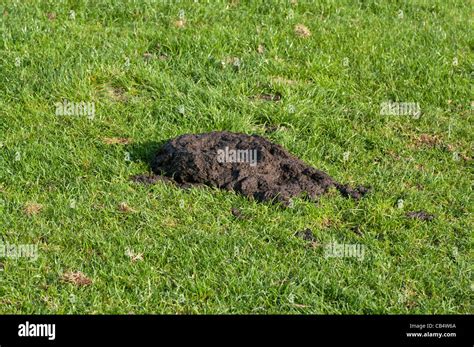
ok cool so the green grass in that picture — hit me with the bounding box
[0,0,472,314]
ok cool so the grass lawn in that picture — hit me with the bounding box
[0,0,472,314]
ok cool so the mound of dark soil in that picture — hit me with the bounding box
[148,131,368,204]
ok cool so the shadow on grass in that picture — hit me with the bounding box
[127,140,167,169]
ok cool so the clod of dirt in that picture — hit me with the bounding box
[350,225,363,236]
[406,211,435,221]
[118,202,136,213]
[231,207,246,220]
[295,228,316,242]
[150,131,369,205]
[253,93,282,102]
[294,24,311,38]
[263,124,284,133]
[61,271,92,287]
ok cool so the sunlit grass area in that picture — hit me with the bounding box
[0,0,472,313]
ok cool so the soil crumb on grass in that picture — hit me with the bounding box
[406,211,436,221]
[294,24,311,38]
[295,228,316,242]
[149,131,369,204]
[118,202,136,213]
[61,271,92,286]
[231,207,245,220]
[350,225,363,236]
